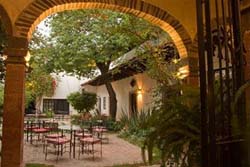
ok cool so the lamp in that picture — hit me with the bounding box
[25,51,32,73]
[137,88,142,95]
[25,51,31,62]
[177,65,189,79]
[2,55,7,61]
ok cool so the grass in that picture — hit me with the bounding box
[25,164,54,167]
[105,162,145,167]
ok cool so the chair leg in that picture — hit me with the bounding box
[69,142,72,159]
[100,141,102,157]
[56,144,59,162]
[45,143,48,160]
[92,143,94,160]
[61,144,63,156]
[78,143,81,160]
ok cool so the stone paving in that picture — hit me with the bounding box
[24,134,143,167]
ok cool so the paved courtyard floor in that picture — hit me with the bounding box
[24,134,143,167]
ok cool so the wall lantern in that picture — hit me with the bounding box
[137,88,142,95]
[25,51,32,73]
[2,55,7,61]
[25,51,31,63]
[177,65,189,79]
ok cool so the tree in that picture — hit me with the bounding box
[25,67,56,113]
[0,19,7,82]
[36,9,164,120]
[27,27,60,114]
[67,90,97,113]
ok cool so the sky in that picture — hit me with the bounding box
[37,19,51,37]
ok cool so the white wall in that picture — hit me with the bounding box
[40,73,86,115]
[83,73,157,120]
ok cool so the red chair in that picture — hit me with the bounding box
[92,127,108,143]
[78,137,102,160]
[31,128,50,145]
[44,136,71,161]
[75,132,92,138]
[43,133,62,152]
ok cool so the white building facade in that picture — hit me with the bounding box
[83,73,157,120]
[39,73,86,115]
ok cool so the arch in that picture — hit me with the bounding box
[14,0,192,59]
[0,5,13,35]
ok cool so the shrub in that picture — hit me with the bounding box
[67,90,97,113]
[44,109,54,118]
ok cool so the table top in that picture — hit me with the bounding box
[32,128,50,133]
[58,125,82,131]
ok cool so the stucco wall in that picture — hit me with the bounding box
[40,73,86,115]
[83,73,157,120]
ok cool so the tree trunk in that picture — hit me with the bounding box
[96,62,117,120]
[105,82,117,120]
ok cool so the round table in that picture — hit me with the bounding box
[58,125,82,131]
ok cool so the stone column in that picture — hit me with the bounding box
[186,45,199,86]
[1,37,28,167]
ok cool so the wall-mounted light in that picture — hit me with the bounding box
[172,58,180,64]
[137,88,142,95]
[2,55,7,61]
[25,51,31,62]
[177,65,190,79]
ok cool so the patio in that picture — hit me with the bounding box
[24,133,142,167]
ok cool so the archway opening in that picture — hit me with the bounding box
[22,7,195,166]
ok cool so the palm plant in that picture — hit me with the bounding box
[142,85,200,167]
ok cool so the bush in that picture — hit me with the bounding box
[44,109,54,118]
[105,119,123,132]
[67,90,97,113]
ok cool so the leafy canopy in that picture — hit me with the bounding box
[0,20,7,82]
[34,9,163,77]
[25,66,56,105]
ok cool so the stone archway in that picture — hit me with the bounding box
[0,4,12,35]
[14,0,192,59]
[0,1,198,167]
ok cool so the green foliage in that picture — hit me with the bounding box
[26,67,56,107]
[0,84,4,110]
[137,41,181,86]
[70,114,82,125]
[105,120,123,132]
[119,109,152,145]
[118,86,200,167]
[118,109,160,164]
[30,9,167,120]
[143,85,200,166]
[67,90,97,113]
[44,109,54,118]
[0,20,7,82]
[40,9,162,77]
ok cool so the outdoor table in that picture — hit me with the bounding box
[58,125,82,158]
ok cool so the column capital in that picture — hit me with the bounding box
[3,36,28,64]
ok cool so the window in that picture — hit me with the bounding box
[98,97,102,114]
[103,97,106,110]
[43,99,70,115]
